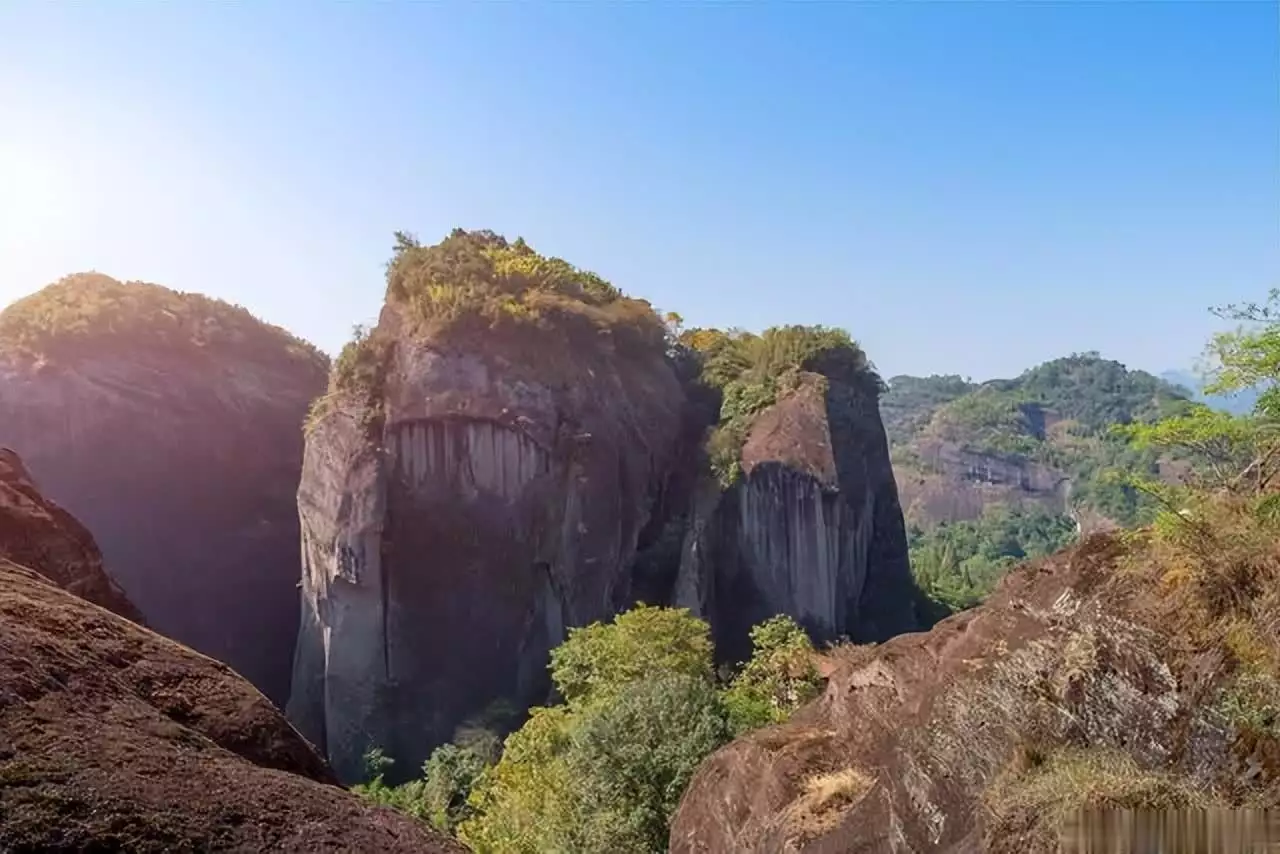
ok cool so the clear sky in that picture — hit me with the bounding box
[1,2,1276,381]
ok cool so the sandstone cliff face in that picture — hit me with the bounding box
[675,373,918,661]
[291,312,685,781]
[0,274,329,704]
[669,532,1279,853]
[0,447,141,621]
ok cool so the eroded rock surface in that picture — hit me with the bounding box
[0,559,465,853]
[0,460,463,853]
[675,372,918,661]
[0,273,329,703]
[0,446,140,621]
[291,323,685,781]
[670,533,1278,853]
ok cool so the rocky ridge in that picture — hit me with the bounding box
[290,230,690,781]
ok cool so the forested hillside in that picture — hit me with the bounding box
[884,353,1194,612]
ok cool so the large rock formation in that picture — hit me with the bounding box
[674,345,919,662]
[0,446,141,621]
[0,448,463,853]
[290,230,687,781]
[670,527,1280,852]
[0,273,329,704]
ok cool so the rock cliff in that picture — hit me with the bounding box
[290,230,686,781]
[0,446,141,621]
[0,273,329,703]
[674,337,919,662]
[0,451,464,853]
[670,524,1280,852]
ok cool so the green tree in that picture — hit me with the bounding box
[721,615,822,734]
[567,675,731,852]
[549,605,715,707]
[459,606,820,853]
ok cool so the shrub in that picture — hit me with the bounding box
[722,615,822,734]
[549,605,715,708]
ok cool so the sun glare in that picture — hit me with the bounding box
[0,145,65,244]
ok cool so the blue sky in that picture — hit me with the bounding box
[1,2,1276,381]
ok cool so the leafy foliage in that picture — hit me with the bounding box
[721,615,823,734]
[909,506,1078,612]
[549,605,716,709]
[1107,291,1280,751]
[565,676,732,851]
[437,607,822,852]
[880,374,976,441]
[0,272,326,368]
[889,354,1196,600]
[679,325,882,487]
[317,228,673,427]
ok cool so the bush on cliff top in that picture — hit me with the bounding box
[0,272,326,368]
[679,325,883,487]
[313,229,675,430]
[329,229,668,391]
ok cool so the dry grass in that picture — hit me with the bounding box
[1120,494,1280,677]
[984,747,1216,853]
[783,766,876,847]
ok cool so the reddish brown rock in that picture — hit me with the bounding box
[670,533,1278,853]
[0,446,141,621]
[0,556,466,853]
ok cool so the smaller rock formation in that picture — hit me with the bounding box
[0,459,464,853]
[0,446,140,621]
[673,332,919,662]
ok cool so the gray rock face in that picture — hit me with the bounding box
[0,328,327,705]
[290,336,684,782]
[675,373,917,660]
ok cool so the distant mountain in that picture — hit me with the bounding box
[884,353,1194,612]
[1160,368,1258,416]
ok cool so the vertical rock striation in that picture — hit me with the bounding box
[291,331,684,782]
[675,372,917,660]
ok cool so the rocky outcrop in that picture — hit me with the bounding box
[669,532,1279,852]
[291,313,685,781]
[894,432,1072,526]
[0,556,465,853]
[0,452,462,852]
[0,446,141,621]
[675,372,918,661]
[0,274,328,704]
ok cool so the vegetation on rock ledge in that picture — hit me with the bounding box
[678,324,883,487]
[0,272,326,368]
[312,228,674,429]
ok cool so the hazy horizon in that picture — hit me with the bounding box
[2,3,1276,381]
